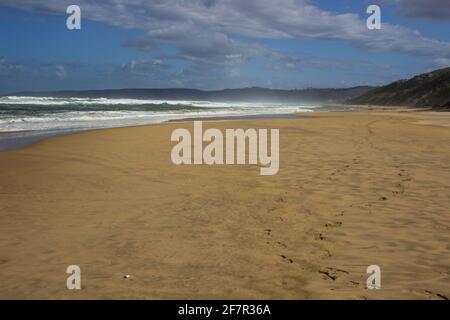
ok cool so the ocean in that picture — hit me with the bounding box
[0,96,318,151]
[0,96,317,132]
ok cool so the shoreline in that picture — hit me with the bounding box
[0,112,306,152]
[0,104,442,153]
[0,102,361,152]
[1,106,447,153]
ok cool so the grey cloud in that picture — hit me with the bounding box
[122,21,275,69]
[105,57,256,89]
[393,0,450,20]
[0,57,69,79]
[0,57,26,77]
[432,58,450,68]
[119,59,170,76]
[55,65,67,79]
[271,55,392,72]
[0,57,80,92]
[169,60,258,89]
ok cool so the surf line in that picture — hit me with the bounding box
[170,121,279,175]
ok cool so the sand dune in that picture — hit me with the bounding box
[0,110,449,299]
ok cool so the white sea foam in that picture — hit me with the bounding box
[0,96,287,108]
[0,96,317,132]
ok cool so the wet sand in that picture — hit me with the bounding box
[0,113,302,152]
[0,110,449,299]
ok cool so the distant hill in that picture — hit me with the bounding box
[5,86,373,104]
[348,67,450,109]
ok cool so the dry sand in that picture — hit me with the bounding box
[0,110,449,299]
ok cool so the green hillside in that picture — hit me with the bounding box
[349,67,450,109]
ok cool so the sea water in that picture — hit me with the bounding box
[0,96,316,151]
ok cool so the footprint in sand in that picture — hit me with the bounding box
[321,249,332,258]
[318,267,349,281]
[424,290,448,300]
[324,221,342,228]
[335,211,345,217]
[268,194,287,213]
[349,280,361,287]
[280,255,294,264]
[314,232,325,240]
[276,241,288,248]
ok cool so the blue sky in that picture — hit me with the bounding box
[0,0,449,93]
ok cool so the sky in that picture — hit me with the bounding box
[0,0,450,93]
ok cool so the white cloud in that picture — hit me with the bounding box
[433,58,450,68]
[55,65,67,79]
[3,0,450,60]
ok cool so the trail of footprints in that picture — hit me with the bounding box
[318,156,413,287]
[263,193,296,265]
[263,191,346,269]
[263,227,293,263]
[262,123,417,292]
[266,119,441,296]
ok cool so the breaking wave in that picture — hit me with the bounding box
[0,96,316,132]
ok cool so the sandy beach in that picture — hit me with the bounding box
[0,109,449,299]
